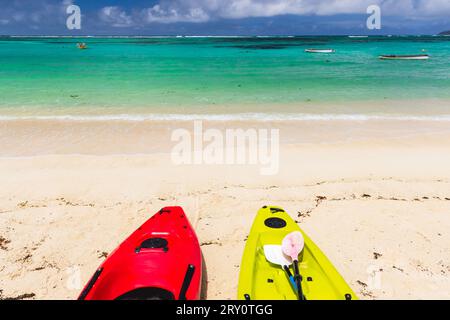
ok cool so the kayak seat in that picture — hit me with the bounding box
[115,287,175,300]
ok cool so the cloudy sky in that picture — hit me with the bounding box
[0,0,449,35]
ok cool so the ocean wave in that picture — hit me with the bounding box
[1,113,450,122]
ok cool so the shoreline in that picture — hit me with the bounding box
[1,98,450,118]
[2,113,450,122]
[1,118,450,157]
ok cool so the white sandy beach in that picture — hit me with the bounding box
[1,119,450,300]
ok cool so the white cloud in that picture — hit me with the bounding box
[417,0,450,16]
[99,6,134,27]
[141,5,209,23]
[1,0,448,30]
[98,0,450,26]
[0,0,71,26]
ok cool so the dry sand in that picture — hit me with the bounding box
[0,119,450,300]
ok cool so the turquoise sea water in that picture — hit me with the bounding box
[0,36,449,118]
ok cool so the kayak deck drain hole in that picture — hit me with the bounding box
[264,217,287,229]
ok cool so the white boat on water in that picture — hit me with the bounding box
[348,35,368,38]
[379,54,429,60]
[305,48,335,53]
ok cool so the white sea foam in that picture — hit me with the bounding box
[1,113,450,122]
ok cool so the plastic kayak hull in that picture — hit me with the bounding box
[238,206,357,300]
[78,206,202,300]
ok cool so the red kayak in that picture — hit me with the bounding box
[78,207,202,300]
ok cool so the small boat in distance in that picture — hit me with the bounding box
[379,54,429,60]
[305,48,335,53]
[77,43,88,50]
[348,35,368,38]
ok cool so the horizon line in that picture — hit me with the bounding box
[0,33,448,38]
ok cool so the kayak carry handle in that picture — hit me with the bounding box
[178,264,196,300]
[135,238,169,253]
[159,208,171,215]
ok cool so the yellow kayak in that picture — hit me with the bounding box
[238,206,357,300]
